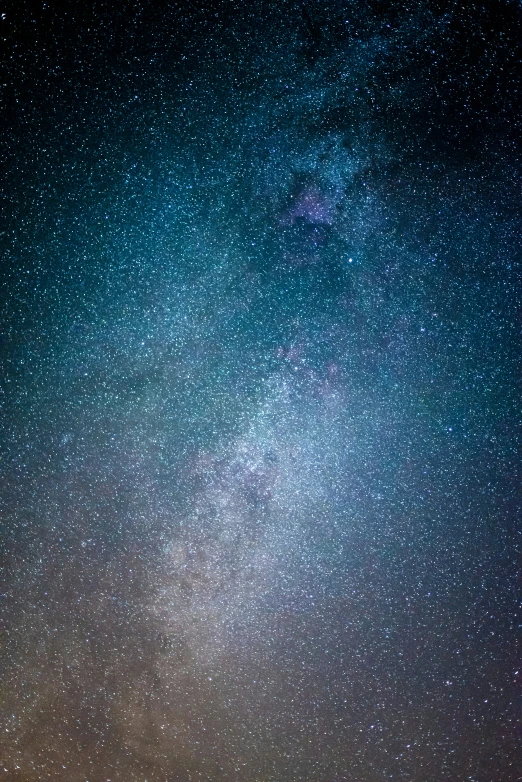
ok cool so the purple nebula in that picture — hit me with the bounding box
[282,183,336,226]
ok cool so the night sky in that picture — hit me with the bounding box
[1,2,521,781]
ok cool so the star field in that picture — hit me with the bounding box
[0,2,520,781]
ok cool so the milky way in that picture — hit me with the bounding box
[1,2,520,781]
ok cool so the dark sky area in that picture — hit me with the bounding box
[0,1,520,781]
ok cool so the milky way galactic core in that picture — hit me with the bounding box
[1,2,520,781]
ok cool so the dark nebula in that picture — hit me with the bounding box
[0,2,520,781]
